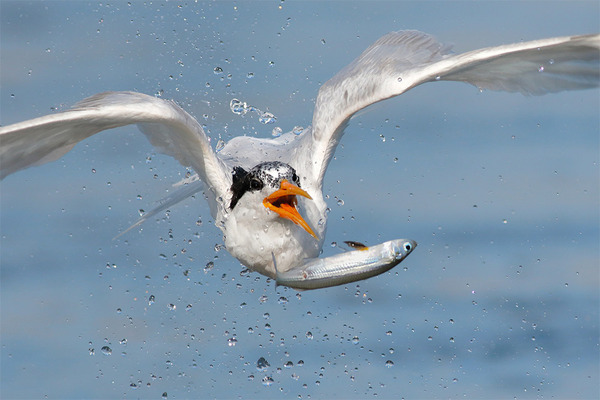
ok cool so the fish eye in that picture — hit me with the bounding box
[404,242,412,252]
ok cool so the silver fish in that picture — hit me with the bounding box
[275,239,417,290]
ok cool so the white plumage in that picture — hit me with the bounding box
[1,31,598,287]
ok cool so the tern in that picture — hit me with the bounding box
[1,31,598,289]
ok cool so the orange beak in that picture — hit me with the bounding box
[262,179,318,240]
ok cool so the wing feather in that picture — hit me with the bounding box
[0,91,230,199]
[304,31,599,187]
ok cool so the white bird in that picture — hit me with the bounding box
[1,31,598,289]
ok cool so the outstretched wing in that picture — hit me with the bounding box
[0,91,230,199]
[303,30,600,188]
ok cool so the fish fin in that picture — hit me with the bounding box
[343,240,370,251]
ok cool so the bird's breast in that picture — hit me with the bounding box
[222,205,323,279]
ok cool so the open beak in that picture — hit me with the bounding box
[262,179,318,240]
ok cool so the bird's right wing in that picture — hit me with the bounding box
[304,30,600,188]
[0,91,230,199]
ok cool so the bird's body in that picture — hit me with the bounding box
[221,159,326,278]
[224,207,322,279]
[1,31,598,289]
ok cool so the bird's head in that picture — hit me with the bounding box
[229,161,318,240]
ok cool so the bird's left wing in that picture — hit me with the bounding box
[303,30,600,187]
[0,91,230,199]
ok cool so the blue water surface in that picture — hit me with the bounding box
[1,2,598,399]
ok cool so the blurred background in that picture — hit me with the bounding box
[1,1,598,398]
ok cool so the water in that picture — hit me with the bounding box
[1,2,598,399]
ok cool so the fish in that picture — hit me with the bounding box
[275,239,417,290]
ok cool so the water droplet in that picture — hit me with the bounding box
[101,346,112,356]
[119,338,127,345]
[259,112,276,124]
[538,66,545,72]
[227,337,238,347]
[167,304,176,311]
[213,66,223,74]
[148,295,155,305]
[262,376,274,386]
[204,261,214,272]
[162,392,168,400]
[230,98,247,115]
[385,360,394,368]
[271,126,283,137]
[306,331,313,340]
[246,72,254,79]
[397,76,402,82]
[352,336,359,344]
[257,357,270,371]
[292,126,304,135]
[278,296,288,304]
[337,199,344,206]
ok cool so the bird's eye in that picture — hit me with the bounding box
[404,242,412,252]
[250,178,262,190]
[292,173,299,184]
